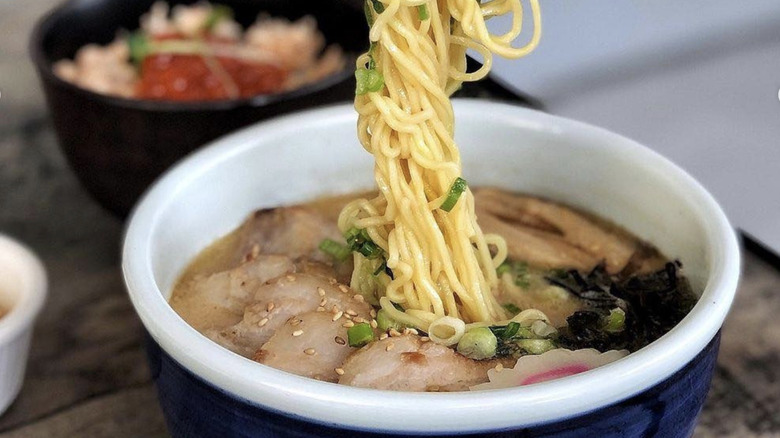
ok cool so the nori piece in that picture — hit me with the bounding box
[551,262,698,353]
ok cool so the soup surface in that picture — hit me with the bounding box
[170,189,697,391]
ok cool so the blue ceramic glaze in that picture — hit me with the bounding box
[146,332,719,438]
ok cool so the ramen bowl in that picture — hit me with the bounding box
[123,100,739,437]
[30,0,366,217]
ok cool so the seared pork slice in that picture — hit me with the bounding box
[206,273,371,358]
[255,310,369,382]
[339,335,512,391]
[234,206,344,265]
[295,258,353,285]
[477,213,600,272]
[171,255,294,331]
[475,188,637,274]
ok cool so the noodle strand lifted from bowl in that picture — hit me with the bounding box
[338,0,542,344]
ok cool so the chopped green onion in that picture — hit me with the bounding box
[602,308,626,333]
[357,240,382,258]
[355,68,384,95]
[457,327,497,360]
[516,339,556,355]
[502,321,520,339]
[318,238,352,261]
[497,262,513,276]
[502,303,521,315]
[371,0,385,13]
[498,261,531,289]
[440,177,467,212]
[373,259,387,276]
[205,4,234,30]
[514,262,530,288]
[347,323,374,347]
[344,226,385,259]
[127,32,150,66]
[376,309,407,331]
[417,4,429,20]
[490,323,535,340]
[364,0,375,27]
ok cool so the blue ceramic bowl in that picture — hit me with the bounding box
[122,101,740,437]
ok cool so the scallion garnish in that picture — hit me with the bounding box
[503,321,521,339]
[347,323,374,347]
[502,302,521,315]
[440,177,467,212]
[417,4,429,20]
[514,262,530,288]
[498,261,530,289]
[205,5,234,31]
[127,32,150,66]
[364,0,375,27]
[371,0,385,13]
[373,259,387,276]
[319,238,352,261]
[497,262,513,276]
[355,68,384,95]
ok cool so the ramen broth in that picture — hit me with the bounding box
[169,190,697,391]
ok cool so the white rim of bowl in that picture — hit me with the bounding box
[0,234,47,344]
[122,100,740,433]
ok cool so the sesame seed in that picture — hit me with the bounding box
[304,348,316,356]
[286,275,296,282]
[346,309,358,316]
[258,318,269,327]
[339,285,349,293]
[353,317,366,324]
[266,302,275,312]
[335,368,345,376]
[317,287,326,297]
[379,333,388,340]
[370,309,377,318]
[334,336,346,345]
[290,319,301,326]
[316,307,326,312]
[353,294,365,303]
[343,313,352,320]
[389,329,401,337]
[386,343,395,352]
[332,311,343,321]
[403,328,419,336]
[370,319,378,329]
[420,336,430,342]
[329,278,338,285]
[428,385,440,392]
[495,363,504,372]
[331,305,340,313]
[319,298,328,307]
[342,321,355,328]
[292,330,304,337]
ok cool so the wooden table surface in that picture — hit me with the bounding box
[1,2,779,437]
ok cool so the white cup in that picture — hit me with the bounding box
[0,234,47,416]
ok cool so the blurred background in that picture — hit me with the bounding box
[487,1,780,255]
[0,0,778,436]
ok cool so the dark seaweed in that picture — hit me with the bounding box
[552,262,697,353]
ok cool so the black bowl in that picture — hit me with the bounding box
[31,0,366,217]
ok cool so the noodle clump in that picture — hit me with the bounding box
[338,0,541,340]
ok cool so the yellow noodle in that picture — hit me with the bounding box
[340,0,542,337]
